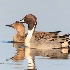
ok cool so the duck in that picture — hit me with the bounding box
[6,21,25,43]
[19,14,70,49]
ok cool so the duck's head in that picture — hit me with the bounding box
[20,14,37,30]
[6,21,25,32]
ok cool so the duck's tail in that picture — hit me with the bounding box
[49,31,61,34]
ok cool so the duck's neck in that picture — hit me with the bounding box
[18,31,24,36]
[17,29,25,36]
[25,27,35,47]
[27,27,35,39]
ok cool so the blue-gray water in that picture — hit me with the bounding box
[0,42,70,70]
[0,0,70,70]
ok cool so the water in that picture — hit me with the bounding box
[0,41,70,70]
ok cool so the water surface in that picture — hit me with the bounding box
[0,41,70,70]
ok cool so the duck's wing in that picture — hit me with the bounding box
[34,31,61,41]
[35,30,61,35]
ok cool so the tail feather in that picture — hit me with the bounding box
[49,31,61,34]
[63,34,70,37]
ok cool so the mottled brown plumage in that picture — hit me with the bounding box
[20,14,70,48]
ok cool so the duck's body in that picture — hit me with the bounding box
[20,14,70,49]
[25,27,62,49]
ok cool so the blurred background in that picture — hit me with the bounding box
[0,0,70,41]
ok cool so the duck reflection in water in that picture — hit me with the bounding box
[10,42,69,70]
[12,47,25,61]
[25,47,69,70]
[6,40,69,70]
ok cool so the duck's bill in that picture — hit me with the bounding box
[19,19,25,23]
[5,24,12,27]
